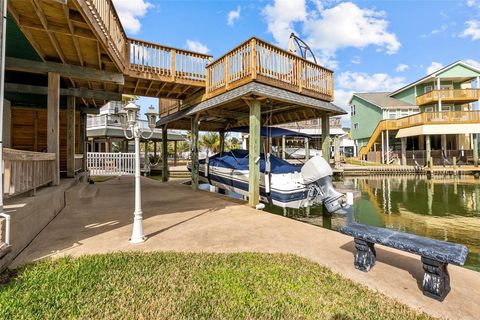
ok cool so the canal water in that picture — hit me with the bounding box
[266,176,480,271]
[195,176,480,271]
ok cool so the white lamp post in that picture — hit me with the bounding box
[119,102,158,243]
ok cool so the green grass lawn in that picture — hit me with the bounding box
[0,252,433,320]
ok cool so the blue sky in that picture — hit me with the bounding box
[114,0,480,125]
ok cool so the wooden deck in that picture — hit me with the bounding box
[359,111,480,157]
[416,89,480,106]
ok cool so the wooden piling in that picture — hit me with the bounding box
[162,125,169,182]
[248,99,261,207]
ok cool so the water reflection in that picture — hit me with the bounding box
[198,177,480,271]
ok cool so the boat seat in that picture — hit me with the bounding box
[340,222,468,301]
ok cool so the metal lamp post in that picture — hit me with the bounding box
[119,102,158,243]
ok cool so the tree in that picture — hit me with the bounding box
[201,132,220,155]
[228,137,240,150]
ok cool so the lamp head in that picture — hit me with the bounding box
[123,101,140,126]
[145,105,158,130]
[118,109,129,130]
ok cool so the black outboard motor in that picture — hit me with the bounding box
[301,156,346,213]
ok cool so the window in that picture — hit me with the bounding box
[441,105,451,112]
[353,123,359,130]
[424,85,433,93]
[425,107,434,112]
[351,105,356,116]
[388,110,397,119]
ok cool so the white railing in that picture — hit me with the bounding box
[87,152,135,176]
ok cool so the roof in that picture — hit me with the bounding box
[390,60,480,97]
[350,92,414,109]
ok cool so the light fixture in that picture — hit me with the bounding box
[145,105,158,130]
[123,101,140,126]
[118,109,129,130]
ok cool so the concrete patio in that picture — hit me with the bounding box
[12,177,480,320]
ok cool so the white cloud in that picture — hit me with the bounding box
[263,0,307,48]
[263,1,400,67]
[227,6,241,26]
[351,55,361,64]
[112,0,152,34]
[185,40,210,54]
[467,0,480,8]
[395,63,409,72]
[337,71,406,92]
[426,62,444,75]
[464,59,480,69]
[333,71,406,127]
[461,20,480,40]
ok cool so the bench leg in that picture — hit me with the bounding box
[421,257,450,301]
[354,238,376,272]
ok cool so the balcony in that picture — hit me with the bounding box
[416,89,480,106]
[206,38,334,102]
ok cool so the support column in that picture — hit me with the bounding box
[191,116,199,190]
[441,134,447,152]
[80,112,87,171]
[321,114,330,162]
[105,138,111,153]
[47,72,60,185]
[162,126,169,182]
[219,131,225,154]
[385,130,390,164]
[281,135,286,159]
[3,99,10,148]
[153,141,157,158]
[248,99,261,207]
[304,137,310,160]
[401,137,407,166]
[437,77,442,112]
[334,136,340,163]
[66,96,75,177]
[473,133,478,167]
[381,131,385,164]
[173,140,178,166]
[426,135,431,165]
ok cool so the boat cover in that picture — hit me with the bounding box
[223,127,311,139]
[202,149,302,174]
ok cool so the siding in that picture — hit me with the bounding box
[350,96,382,141]
[11,108,81,172]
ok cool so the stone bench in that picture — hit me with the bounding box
[339,223,469,301]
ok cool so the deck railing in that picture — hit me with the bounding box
[359,111,480,156]
[3,148,56,197]
[159,99,182,117]
[416,89,480,105]
[87,152,135,176]
[206,37,334,101]
[128,39,211,83]
[83,0,127,68]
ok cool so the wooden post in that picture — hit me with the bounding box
[321,114,330,162]
[219,131,225,154]
[66,96,75,177]
[401,137,407,166]
[385,130,390,164]
[3,99,10,148]
[248,99,261,207]
[441,134,447,153]
[191,116,200,190]
[304,137,310,160]
[153,141,157,158]
[381,131,385,164]
[281,135,286,159]
[473,133,479,167]
[80,112,86,171]
[426,135,431,166]
[47,72,60,185]
[334,136,340,163]
[162,126,169,182]
[173,140,178,166]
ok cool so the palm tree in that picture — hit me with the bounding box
[201,132,220,156]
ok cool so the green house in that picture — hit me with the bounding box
[349,61,480,165]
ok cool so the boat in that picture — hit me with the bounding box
[191,149,347,213]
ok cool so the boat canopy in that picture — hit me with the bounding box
[207,149,302,174]
[223,127,311,139]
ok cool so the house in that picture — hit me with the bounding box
[350,61,480,165]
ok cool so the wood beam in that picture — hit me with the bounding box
[321,114,330,162]
[248,99,261,207]
[6,57,124,84]
[5,83,122,100]
[7,3,46,60]
[162,126,169,182]
[47,73,60,185]
[64,6,84,66]
[20,19,97,40]
[31,0,68,63]
[66,95,75,177]
[191,115,200,190]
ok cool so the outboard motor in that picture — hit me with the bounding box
[301,156,346,213]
